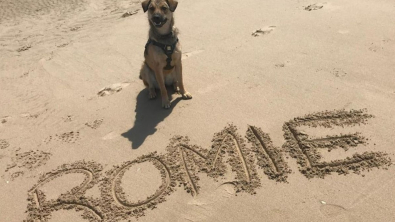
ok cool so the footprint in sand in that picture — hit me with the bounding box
[369,39,393,53]
[0,139,10,149]
[10,171,24,180]
[4,150,51,181]
[43,136,53,144]
[182,50,204,60]
[44,131,80,144]
[6,150,51,172]
[16,44,32,52]
[275,63,286,68]
[98,82,130,97]
[20,109,47,119]
[1,116,11,124]
[56,42,70,48]
[62,115,73,122]
[305,4,324,11]
[70,26,82,32]
[369,44,383,52]
[85,119,103,129]
[20,71,30,78]
[121,9,139,18]
[55,131,80,143]
[20,113,39,119]
[331,68,347,77]
[252,26,276,37]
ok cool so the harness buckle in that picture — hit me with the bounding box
[164,45,173,55]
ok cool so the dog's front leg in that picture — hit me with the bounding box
[153,67,171,108]
[175,63,192,99]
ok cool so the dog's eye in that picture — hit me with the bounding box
[149,7,155,11]
[161,7,168,11]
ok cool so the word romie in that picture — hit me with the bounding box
[25,109,392,222]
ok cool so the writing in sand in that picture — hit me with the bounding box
[24,109,392,221]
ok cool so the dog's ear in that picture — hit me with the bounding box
[142,0,151,13]
[166,0,178,12]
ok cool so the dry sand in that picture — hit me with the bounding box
[1,0,395,221]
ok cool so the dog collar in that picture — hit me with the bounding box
[159,31,174,39]
[145,38,179,70]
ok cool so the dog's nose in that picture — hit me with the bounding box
[152,14,161,22]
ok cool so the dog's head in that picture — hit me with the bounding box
[142,0,178,28]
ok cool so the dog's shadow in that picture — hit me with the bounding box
[122,87,181,149]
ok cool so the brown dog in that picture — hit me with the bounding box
[139,0,192,109]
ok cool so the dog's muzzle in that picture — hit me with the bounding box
[151,15,167,27]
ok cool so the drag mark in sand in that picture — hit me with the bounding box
[304,133,366,151]
[167,125,260,196]
[33,189,41,209]
[247,126,279,172]
[229,132,251,183]
[100,152,175,219]
[110,157,171,207]
[166,137,208,197]
[25,161,103,222]
[282,109,392,178]
[284,123,314,169]
[180,148,199,197]
[209,134,227,172]
[52,200,104,221]
[246,125,291,182]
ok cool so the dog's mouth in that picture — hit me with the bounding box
[151,18,167,28]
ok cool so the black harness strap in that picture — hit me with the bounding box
[145,38,179,70]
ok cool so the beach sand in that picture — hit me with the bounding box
[1,0,395,221]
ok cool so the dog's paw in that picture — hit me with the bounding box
[148,89,157,99]
[172,82,179,93]
[181,92,192,99]
[162,99,171,109]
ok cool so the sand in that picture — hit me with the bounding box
[1,0,395,221]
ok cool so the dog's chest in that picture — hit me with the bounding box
[146,43,181,71]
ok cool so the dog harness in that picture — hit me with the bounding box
[145,38,179,70]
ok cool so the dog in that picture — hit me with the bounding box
[139,0,192,109]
